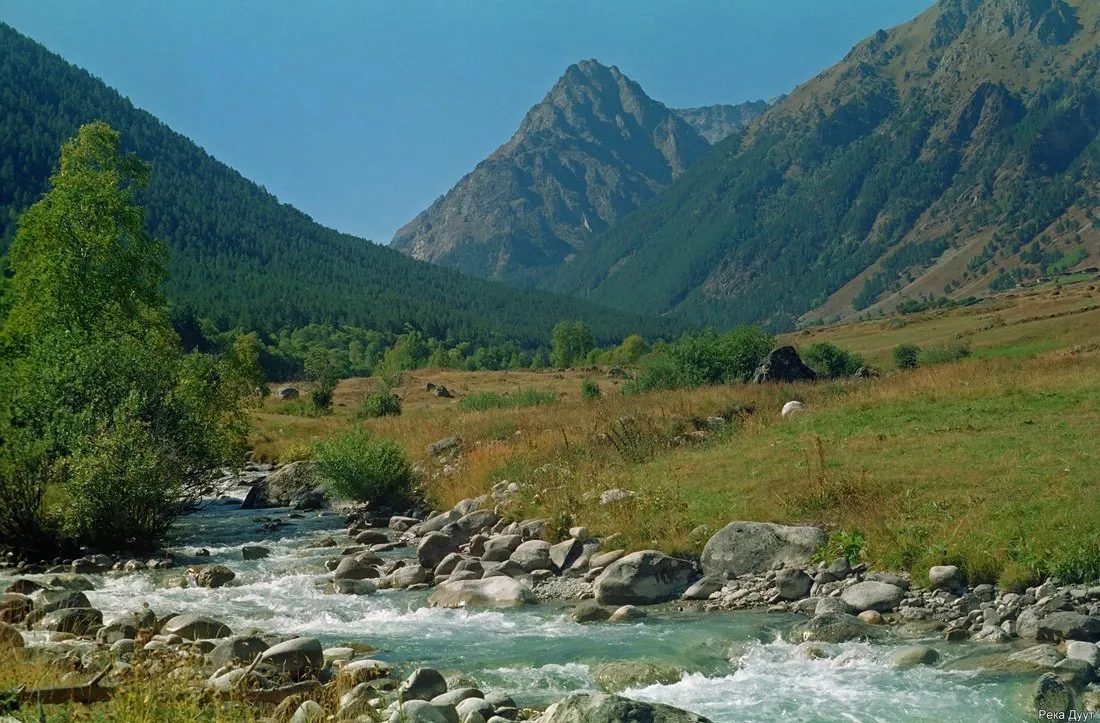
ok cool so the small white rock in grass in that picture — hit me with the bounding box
[781,401,806,419]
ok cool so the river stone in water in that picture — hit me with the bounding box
[1034,672,1076,719]
[700,522,826,578]
[428,578,536,609]
[890,645,940,669]
[540,693,712,723]
[790,612,886,644]
[194,565,235,589]
[399,667,448,702]
[594,662,683,693]
[38,607,103,635]
[31,589,91,614]
[390,564,428,588]
[594,551,696,606]
[334,556,380,581]
[840,581,905,613]
[242,546,270,560]
[260,636,324,681]
[162,614,231,640]
[572,601,611,623]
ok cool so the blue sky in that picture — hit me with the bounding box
[1,0,934,244]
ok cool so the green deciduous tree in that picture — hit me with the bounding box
[550,321,594,368]
[0,122,261,553]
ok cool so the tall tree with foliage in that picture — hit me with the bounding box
[0,122,261,553]
[550,321,594,368]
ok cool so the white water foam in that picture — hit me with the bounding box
[624,639,1027,723]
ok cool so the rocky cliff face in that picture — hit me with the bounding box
[673,100,772,144]
[390,60,709,284]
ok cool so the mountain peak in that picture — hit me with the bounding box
[392,61,708,282]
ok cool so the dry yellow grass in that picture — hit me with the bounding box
[249,286,1100,586]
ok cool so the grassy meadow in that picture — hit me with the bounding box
[252,282,1100,589]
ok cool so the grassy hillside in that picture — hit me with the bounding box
[548,0,1100,331]
[0,24,683,347]
[254,279,1100,587]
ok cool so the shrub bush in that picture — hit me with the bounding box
[313,427,412,503]
[581,378,601,400]
[803,342,865,379]
[624,327,773,393]
[357,385,402,419]
[918,341,972,366]
[623,353,682,394]
[893,344,921,370]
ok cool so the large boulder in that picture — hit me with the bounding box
[37,607,102,635]
[510,540,553,573]
[260,637,324,681]
[418,532,459,571]
[192,565,236,589]
[840,581,905,613]
[242,461,321,509]
[550,539,584,571]
[30,589,91,614]
[594,662,683,693]
[427,578,536,609]
[1037,612,1100,643]
[334,556,380,581]
[398,667,448,702]
[593,551,697,606]
[751,346,817,384]
[789,612,886,644]
[161,614,232,640]
[700,522,825,578]
[1034,672,1076,720]
[540,693,712,723]
[481,535,523,562]
[390,564,428,588]
[209,635,269,667]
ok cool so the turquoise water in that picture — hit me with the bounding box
[8,507,1034,721]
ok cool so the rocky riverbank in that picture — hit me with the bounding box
[2,465,1099,720]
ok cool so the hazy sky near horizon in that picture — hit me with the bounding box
[1,0,933,244]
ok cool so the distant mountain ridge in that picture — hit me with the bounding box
[674,101,773,144]
[390,60,710,285]
[547,0,1100,329]
[0,25,684,346]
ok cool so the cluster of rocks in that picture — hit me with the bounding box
[1,551,175,577]
[326,497,623,607]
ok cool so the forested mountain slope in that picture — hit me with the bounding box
[549,0,1100,330]
[0,25,682,347]
[390,60,709,285]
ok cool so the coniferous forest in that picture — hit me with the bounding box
[0,23,683,371]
